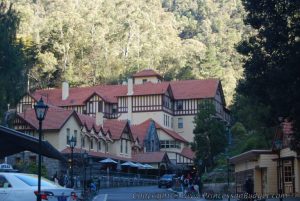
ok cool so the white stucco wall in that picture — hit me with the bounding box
[44,115,82,151]
[134,76,160,84]
[174,115,195,143]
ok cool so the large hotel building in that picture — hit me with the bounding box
[12,69,230,176]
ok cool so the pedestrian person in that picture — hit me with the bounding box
[193,173,201,196]
[244,176,254,201]
[58,174,65,186]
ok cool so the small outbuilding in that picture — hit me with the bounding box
[230,150,278,195]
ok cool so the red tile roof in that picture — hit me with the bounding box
[131,119,152,143]
[77,113,95,131]
[132,69,163,79]
[181,147,195,160]
[29,72,220,107]
[131,119,188,144]
[170,79,219,100]
[155,124,188,143]
[103,119,129,140]
[32,84,127,105]
[130,82,169,96]
[17,105,79,130]
[77,114,129,140]
[132,151,168,163]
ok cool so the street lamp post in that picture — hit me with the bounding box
[69,136,76,188]
[34,97,48,201]
[227,157,230,201]
[83,151,88,193]
[225,125,231,201]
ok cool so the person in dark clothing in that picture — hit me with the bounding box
[245,177,254,201]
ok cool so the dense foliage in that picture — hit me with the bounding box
[0,2,36,122]
[7,0,248,105]
[233,0,300,152]
[192,102,227,172]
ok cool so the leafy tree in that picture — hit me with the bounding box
[0,2,35,122]
[192,102,227,172]
[9,0,249,105]
[235,0,300,152]
[15,161,48,178]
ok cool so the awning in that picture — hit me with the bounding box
[0,126,65,161]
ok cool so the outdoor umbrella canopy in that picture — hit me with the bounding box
[0,126,65,161]
[99,158,118,164]
[135,162,147,169]
[99,158,117,188]
[121,161,138,168]
[143,164,154,169]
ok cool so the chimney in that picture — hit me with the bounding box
[62,82,69,100]
[96,112,104,126]
[127,78,133,95]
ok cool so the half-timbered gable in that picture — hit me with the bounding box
[84,93,103,116]
[102,120,133,157]
[16,94,36,113]
[213,83,230,122]
[162,86,174,114]
[13,116,36,136]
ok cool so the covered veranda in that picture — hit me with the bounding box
[0,125,65,161]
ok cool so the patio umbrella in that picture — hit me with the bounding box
[99,158,118,164]
[99,158,117,187]
[135,162,147,169]
[121,161,138,167]
[143,164,154,169]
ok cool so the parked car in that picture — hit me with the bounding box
[158,174,175,188]
[0,172,78,201]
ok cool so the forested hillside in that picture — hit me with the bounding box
[9,0,248,104]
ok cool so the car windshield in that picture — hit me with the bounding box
[15,174,59,187]
[161,175,172,179]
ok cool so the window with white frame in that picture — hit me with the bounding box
[98,141,101,151]
[74,130,77,142]
[81,136,85,148]
[66,128,70,145]
[178,118,183,129]
[120,139,123,153]
[160,140,181,149]
[284,161,293,182]
[90,139,93,150]
[105,143,108,152]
